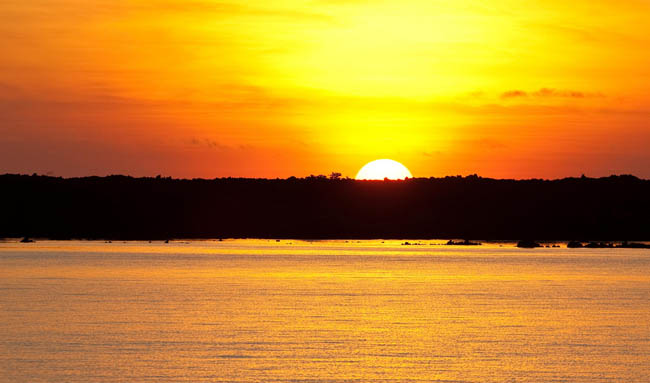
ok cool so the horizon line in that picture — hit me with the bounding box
[1,173,646,182]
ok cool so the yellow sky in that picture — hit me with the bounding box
[1,0,649,178]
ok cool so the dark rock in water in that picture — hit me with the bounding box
[566,241,650,249]
[567,241,583,248]
[517,240,541,248]
[585,241,614,248]
[20,237,34,243]
[446,239,482,246]
[402,241,411,246]
[164,239,169,244]
[618,241,650,249]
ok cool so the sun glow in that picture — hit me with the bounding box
[355,159,413,180]
[1,1,649,179]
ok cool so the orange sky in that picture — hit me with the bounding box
[1,0,649,179]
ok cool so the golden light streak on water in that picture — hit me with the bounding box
[1,240,649,382]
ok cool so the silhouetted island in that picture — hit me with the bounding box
[1,173,649,241]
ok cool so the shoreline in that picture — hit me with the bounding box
[3,237,649,248]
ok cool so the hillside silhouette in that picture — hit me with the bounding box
[1,174,649,240]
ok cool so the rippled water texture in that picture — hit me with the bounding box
[1,240,649,382]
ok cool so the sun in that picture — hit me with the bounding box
[355,159,413,180]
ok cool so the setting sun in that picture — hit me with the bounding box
[355,159,413,180]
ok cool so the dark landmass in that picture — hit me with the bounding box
[1,174,649,241]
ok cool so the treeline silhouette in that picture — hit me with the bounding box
[1,174,649,240]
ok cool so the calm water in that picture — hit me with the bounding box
[1,240,649,382]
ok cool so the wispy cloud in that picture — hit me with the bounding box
[501,90,528,99]
[500,88,603,100]
[0,1,334,21]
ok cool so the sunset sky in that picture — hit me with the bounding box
[1,0,649,179]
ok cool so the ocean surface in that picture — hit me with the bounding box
[1,240,649,382]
